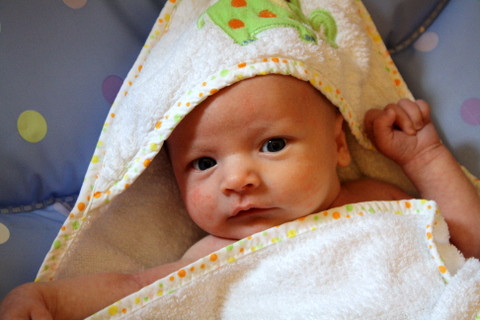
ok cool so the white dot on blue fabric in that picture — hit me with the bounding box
[0,223,10,245]
[414,31,439,52]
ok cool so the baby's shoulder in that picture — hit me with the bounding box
[182,235,235,262]
[334,178,412,207]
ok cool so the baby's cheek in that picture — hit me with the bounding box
[187,187,216,216]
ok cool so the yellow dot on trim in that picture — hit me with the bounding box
[108,305,119,315]
[438,266,447,274]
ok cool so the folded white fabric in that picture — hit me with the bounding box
[35,1,480,316]
[86,200,480,319]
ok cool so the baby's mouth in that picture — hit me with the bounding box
[231,206,273,218]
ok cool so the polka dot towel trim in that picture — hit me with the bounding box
[86,199,450,319]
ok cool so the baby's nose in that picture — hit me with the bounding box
[220,158,261,194]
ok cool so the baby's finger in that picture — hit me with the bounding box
[397,99,426,131]
[415,99,431,123]
[384,103,417,135]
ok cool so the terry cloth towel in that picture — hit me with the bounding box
[35,0,480,316]
[88,200,480,319]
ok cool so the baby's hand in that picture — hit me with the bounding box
[364,99,442,166]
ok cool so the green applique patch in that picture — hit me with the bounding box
[198,0,337,47]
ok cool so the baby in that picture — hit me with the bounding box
[1,75,479,319]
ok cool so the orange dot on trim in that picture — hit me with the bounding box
[178,269,186,278]
[238,62,247,68]
[110,113,116,118]
[239,248,244,253]
[190,266,195,272]
[144,159,152,167]
[323,212,328,216]
[426,232,433,240]
[156,121,162,129]
[69,213,75,218]
[138,65,143,72]
[201,264,205,269]
[438,266,447,274]
[229,19,245,29]
[271,58,279,63]
[405,202,412,209]
[202,82,207,86]
[262,58,268,62]
[61,226,66,231]
[210,89,219,95]
[169,276,175,281]
[332,212,341,219]
[199,93,204,97]
[94,192,102,199]
[78,202,86,211]
[394,79,401,86]
[124,184,130,189]
[259,10,276,18]
[210,254,218,262]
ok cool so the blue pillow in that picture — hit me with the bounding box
[0,0,445,212]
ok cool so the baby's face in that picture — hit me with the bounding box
[167,75,350,240]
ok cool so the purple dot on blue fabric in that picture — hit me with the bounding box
[102,75,123,105]
[460,98,480,126]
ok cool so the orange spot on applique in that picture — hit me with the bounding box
[405,201,412,209]
[426,232,433,240]
[61,226,66,231]
[202,82,207,86]
[122,308,127,314]
[394,79,401,86]
[336,89,341,95]
[124,184,130,189]
[177,102,182,107]
[155,121,162,129]
[190,266,195,272]
[169,276,175,281]
[358,212,364,216]
[259,10,276,18]
[438,266,447,274]
[69,213,75,218]
[199,93,204,97]
[78,202,86,211]
[231,0,247,7]
[262,58,268,62]
[169,0,176,3]
[229,19,245,29]
[200,264,205,269]
[272,57,280,63]
[298,216,306,221]
[178,269,186,278]
[333,212,341,219]
[323,212,328,216]
[110,113,115,118]
[94,192,102,199]
[238,62,247,68]
[138,65,143,72]
[186,102,191,107]
[144,159,152,168]
[210,88,219,95]
[210,253,218,262]
[239,248,244,253]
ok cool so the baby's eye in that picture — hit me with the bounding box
[261,138,286,153]
[192,157,217,171]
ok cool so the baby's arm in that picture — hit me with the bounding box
[365,99,480,258]
[0,261,185,320]
[0,235,231,320]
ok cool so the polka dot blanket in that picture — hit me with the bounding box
[32,0,480,318]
